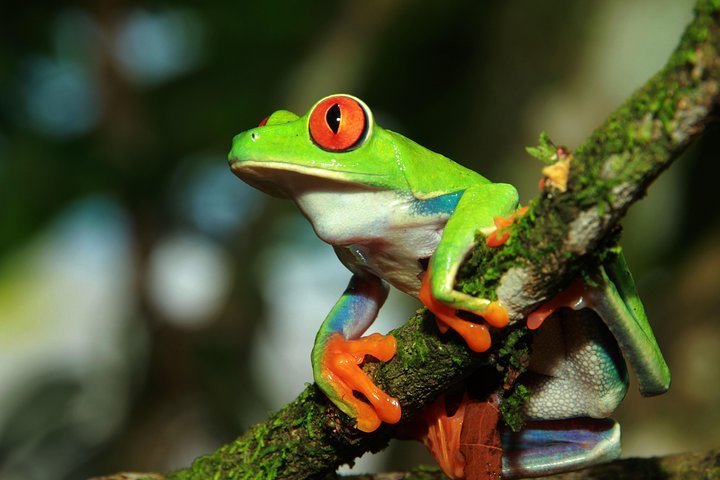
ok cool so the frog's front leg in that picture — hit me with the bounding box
[312,273,401,432]
[422,183,519,352]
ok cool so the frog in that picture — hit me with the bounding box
[228,94,670,478]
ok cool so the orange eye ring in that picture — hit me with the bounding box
[309,95,367,151]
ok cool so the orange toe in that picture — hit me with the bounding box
[323,333,401,431]
[435,313,491,353]
[485,205,528,248]
[485,230,510,247]
[526,277,586,330]
[481,300,509,328]
[340,333,397,362]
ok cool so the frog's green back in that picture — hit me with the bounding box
[383,130,491,199]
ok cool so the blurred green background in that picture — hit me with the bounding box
[1,0,719,478]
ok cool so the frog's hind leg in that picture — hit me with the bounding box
[508,251,670,477]
[409,307,626,479]
[527,250,670,397]
[508,308,628,477]
[589,251,671,396]
[522,308,629,421]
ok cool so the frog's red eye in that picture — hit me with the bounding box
[258,116,269,127]
[309,96,367,151]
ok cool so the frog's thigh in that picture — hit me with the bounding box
[522,309,629,420]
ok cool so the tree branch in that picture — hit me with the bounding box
[99,1,720,478]
[337,447,720,480]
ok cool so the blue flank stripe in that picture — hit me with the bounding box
[411,190,463,216]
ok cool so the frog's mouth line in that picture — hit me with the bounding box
[230,159,383,178]
[229,159,386,198]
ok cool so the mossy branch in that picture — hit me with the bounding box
[99,1,720,479]
[93,447,720,480]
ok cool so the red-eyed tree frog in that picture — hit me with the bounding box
[228,94,670,479]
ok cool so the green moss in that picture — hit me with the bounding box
[167,393,328,480]
[492,328,533,431]
[456,197,577,305]
[456,207,534,301]
[395,311,434,370]
[495,328,529,369]
[501,385,530,433]
[571,4,719,209]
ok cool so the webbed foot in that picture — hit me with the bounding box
[318,333,401,432]
[420,272,508,352]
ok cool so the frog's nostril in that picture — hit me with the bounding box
[251,132,259,142]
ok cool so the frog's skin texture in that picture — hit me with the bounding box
[228,94,670,479]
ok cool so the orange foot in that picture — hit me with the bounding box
[420,273,508,353]
[321,333,401,432]
[526,277,587,330]
[486,205,529,248]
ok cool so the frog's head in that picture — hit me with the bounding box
[229,94,418,198]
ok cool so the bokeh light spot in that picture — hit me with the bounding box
[176,159,263,238]
[148,233,232,328]
[114,8,205,86]
[23,57,101,137]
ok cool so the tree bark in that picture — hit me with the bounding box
[92,447,720,479]
[98,0,720,478]
[338,447,720,480]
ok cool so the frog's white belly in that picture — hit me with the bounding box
[293,188,449,297]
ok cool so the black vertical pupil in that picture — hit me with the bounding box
[326,104,341,134]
